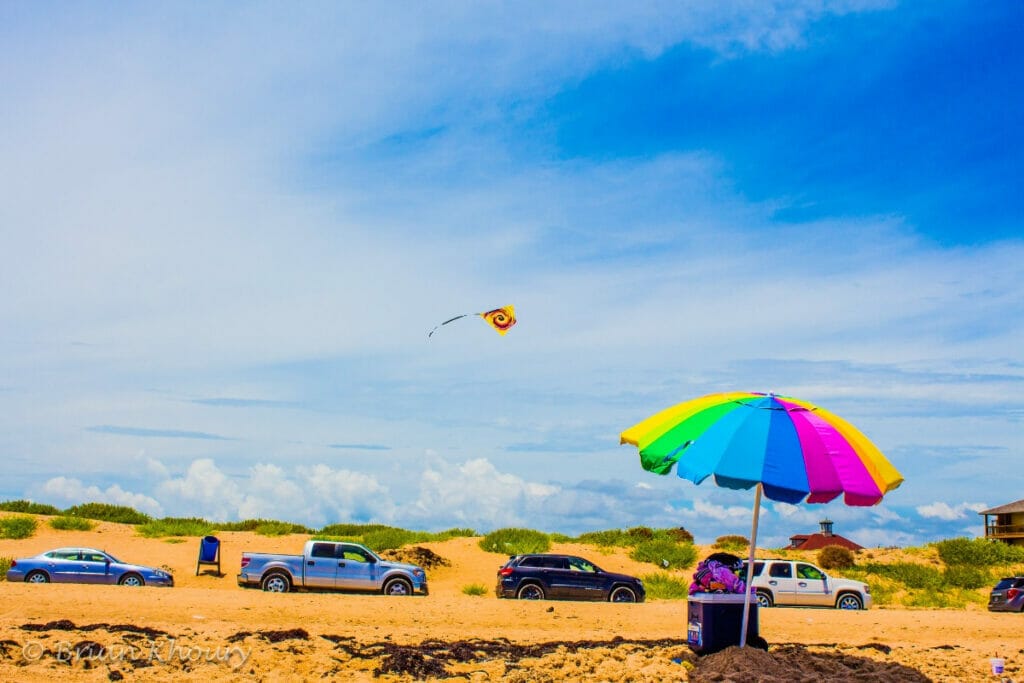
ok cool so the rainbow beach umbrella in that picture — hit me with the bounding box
[620,391,903,646]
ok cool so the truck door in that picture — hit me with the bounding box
[304,542,340,588]
[793,563,830,606]
[765,561,799,605]
[335,544,377,591]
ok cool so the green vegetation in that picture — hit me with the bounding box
[137,517,216,538]
[49,516,96,531]
[942,565,991,590]
[0,557,12,579]
[713,535,749,552]
[863,562,943,589]
[479,528,551,555]
[0,500,61,515]
[574,527,694,549]
[629,539,697,570]
[641,572,690,600]
[461,583,489,596]
[163,538,186,544]
[817,545,855,570]
[219,519,313,534]
[935,537,1024,566]
[63,503,151,525]
[0,516,37,539]
[313,524,475,551]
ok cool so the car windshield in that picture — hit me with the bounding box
[994,578,1023,590]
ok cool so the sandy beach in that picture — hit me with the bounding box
[1,520,1020,682]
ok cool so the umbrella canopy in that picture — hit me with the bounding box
[620,391,903,647]
[620,391,903,506]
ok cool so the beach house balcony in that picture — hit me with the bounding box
[979,499,1024,547]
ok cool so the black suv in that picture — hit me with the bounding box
[496,554,645,602]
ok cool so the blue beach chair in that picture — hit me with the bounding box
[196,535,221,576]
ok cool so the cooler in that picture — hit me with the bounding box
[686,592,759,655]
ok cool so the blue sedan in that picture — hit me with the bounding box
[5,547,174,587]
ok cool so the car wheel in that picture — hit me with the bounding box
[25,570,49,584]
[261,573,291,593]
[516,583,545,600]
[609,586,637,603]
[119,573,145,587]
[836,593,863,610]
[756,590,773,608]
[383,577,413,596]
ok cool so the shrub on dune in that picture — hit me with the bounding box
[630,539,697,569]
[0,516,37,539]
[0,500,61,515]
[641,573,690,599]
[62,503,151,525]
[137,517,216,538]
[479,528,551,555]
[49,516,95,531]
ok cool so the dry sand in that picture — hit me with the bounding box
[1,517,1021,682]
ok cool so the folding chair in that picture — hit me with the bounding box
[196,535,221,576]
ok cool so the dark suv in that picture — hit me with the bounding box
[496,554,645,602]
[988,576,1024,612]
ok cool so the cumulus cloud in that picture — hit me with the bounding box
[39,477,163,516]
[409,458,560,530]
[916,501,987,521]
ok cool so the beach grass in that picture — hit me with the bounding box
[478,528,551,555]
[63,503,151,525]
[629,539,697,570]
[0,500,61,516]
[0,516,37,540]
[49,516,95,531]
[935,537,1024,565]
[713,535,749,552]
[461,583,489,596]
[641,572,690,599]
[0,557,12,579]
[137,517,216,538]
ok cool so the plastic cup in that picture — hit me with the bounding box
[990,657,1005,675]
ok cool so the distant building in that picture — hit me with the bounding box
[979,499,1024,547]
[788,518,864,551]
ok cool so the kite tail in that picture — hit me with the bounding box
[427,314,471,338]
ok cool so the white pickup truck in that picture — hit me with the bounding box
[237,540,428,596]
[746,559,871,610]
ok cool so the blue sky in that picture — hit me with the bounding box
[1,1,1021,548]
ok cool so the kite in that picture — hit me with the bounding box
[428,305,516,338]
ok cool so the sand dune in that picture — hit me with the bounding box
[1,516,1021,681]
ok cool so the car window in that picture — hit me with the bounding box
[46,550,80,560]
[519,557,542,568]
[768,562,793,578]
[311,543,337,558]
[568,557,597,573]
[340,545,373,563]
[81,552,109,563]
[544,557,569,569]
[796,564,824,580]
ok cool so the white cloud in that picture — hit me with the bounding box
[410,458,560,530]
[39,477,163,517]
[916,501,987,521]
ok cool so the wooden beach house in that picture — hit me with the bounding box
[979,499,1024,546]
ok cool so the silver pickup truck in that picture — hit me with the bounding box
[237,540,428,596]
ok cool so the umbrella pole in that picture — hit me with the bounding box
[739,483,762,648]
